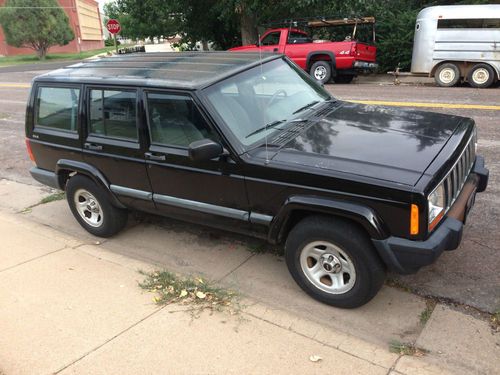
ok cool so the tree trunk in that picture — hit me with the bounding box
[36,46,48,60]
[240,9,258,45]
[201,39,209,51]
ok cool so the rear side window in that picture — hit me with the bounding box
[438,18,500,29]
[36,87,80,132]
[146,92,215,147]
[89,89,137,140]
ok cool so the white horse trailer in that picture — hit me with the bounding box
[410,4,500,88]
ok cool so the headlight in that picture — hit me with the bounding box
[428,183,445,230]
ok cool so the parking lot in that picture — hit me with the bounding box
[0,66,498,315]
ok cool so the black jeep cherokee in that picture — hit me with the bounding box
[25,52,489,308]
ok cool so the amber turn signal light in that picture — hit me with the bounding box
[410,204,419,235]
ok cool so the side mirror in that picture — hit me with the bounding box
[188,139,223,162]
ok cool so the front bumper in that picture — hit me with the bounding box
[353,61,378,71]
[373,156,489,274]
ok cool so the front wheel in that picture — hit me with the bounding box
[285,216,386,308]
[66,175,128,237]
[310,61,332,84]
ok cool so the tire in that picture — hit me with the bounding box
[285,215,386,308]
[334,75,354,84]
[434,63,460,87]
[310,61,332,84]
[66,175,128,237]
[467,63,496,88]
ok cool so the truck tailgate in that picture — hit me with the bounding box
[356,43,376,62]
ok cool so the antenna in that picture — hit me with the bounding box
[257,33,269,165]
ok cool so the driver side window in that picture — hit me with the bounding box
[261,32,280,46]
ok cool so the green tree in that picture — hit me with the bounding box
[0,0,75,60]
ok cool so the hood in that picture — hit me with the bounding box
[228,45,258,52]
[269,102,465,186]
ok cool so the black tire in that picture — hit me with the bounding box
[467,63,496,89]
[334,75,354,84]
[285,215,386,308]
[66,175,128,237]
[434,63,460,87]
[309,61,332,84]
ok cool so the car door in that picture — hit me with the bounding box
[82,85,155,212]
[142,90,250,232]
[260,31,282,53]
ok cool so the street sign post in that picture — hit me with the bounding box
[106,19,121,54]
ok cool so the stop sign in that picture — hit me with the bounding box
[106,19,121,35]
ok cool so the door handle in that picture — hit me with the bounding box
[84,142,103,151]
[145,152,166,161]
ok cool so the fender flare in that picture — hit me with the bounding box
[306,51,337,74]
[55,159,126,209]
[268,195,388,244]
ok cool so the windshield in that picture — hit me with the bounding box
[203,58,331,147]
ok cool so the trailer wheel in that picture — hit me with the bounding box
[467,63,495,89]
[434,63,460,87]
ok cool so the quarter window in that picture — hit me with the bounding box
[88,89,137,140]
[36,87,80,132]
[146,93,214,147]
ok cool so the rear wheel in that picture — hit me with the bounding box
[66,175,128,237]
[467,63,495,88]
[285,215,386,308]
[334,75,355,84]
[310,61,332,84]
[434,63,460,87]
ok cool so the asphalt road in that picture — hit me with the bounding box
[0,70,498,313]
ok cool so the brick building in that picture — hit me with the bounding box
[0,0,104,56]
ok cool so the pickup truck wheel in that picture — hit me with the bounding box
[66,175,128,237]
[285,215,385,308]
[310,61,332,84]
[334,75,354,84]
[467,63,495,88]
[434,63,460,87]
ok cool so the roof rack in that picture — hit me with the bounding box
[263,16,375,29]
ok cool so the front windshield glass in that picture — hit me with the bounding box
[204,58,331,147]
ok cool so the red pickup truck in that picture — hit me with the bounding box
[229,18,378,84]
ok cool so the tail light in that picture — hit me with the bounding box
[350,43,357,56]
[25,138,36,163]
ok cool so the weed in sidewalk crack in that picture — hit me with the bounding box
[19,191,65,213]
[389,341,428,357]
[490,310,500,332]
[138,270,239,317]
[419,299,437,325]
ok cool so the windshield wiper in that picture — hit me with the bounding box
[293,100,320,114]
[245,119,286,139]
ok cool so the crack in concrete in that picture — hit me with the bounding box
[54,305,167,374]
[0,245,68,273]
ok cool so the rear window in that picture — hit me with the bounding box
[35,87,80,132]
[88,89,137,140]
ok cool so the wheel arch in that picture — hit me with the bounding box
[268,195,388,245]
[55,159,126,209]
[306,51,336,73]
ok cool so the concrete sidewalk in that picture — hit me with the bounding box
[0,179,498,374]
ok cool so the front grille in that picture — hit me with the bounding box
[442,133,476,210]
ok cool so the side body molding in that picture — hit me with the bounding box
[268,195,388,244]
[55,159,126,209]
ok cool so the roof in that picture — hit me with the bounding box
[417,4,500,20]
[35,52,279,90]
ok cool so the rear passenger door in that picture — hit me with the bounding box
[83,86,154,211]
[143,90,250,232]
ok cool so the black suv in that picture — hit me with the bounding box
[26,52,489,308]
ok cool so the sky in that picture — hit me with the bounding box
[97,0,113,12]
